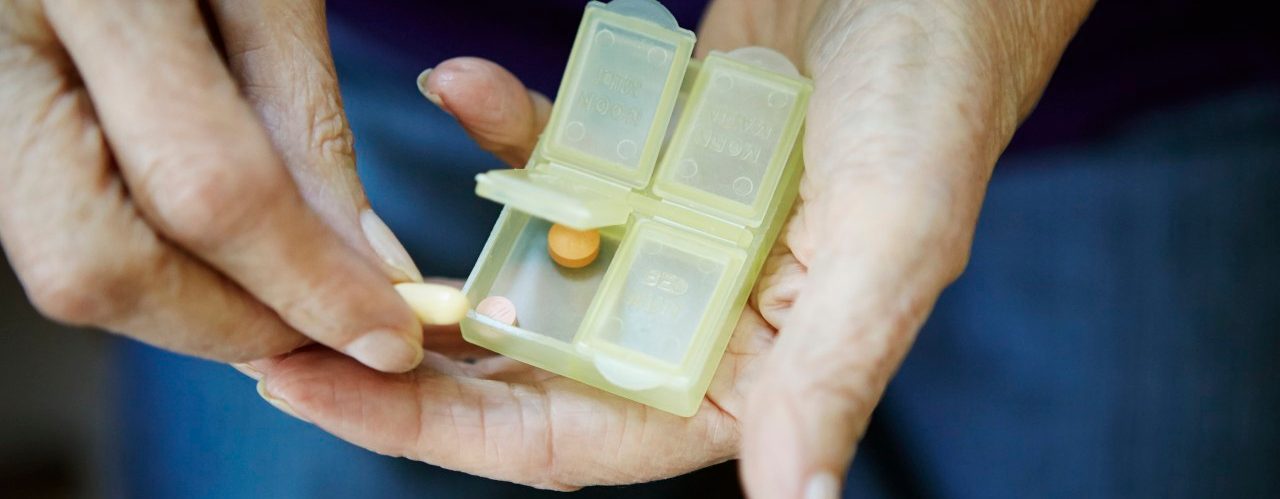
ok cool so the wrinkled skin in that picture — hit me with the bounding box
[0,0,428,373]
[0,0,1092,497]
[255,1,1092,496]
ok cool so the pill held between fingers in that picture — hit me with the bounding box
[476,296,518,326]
[394,282,470,325]
[547,223,600,269]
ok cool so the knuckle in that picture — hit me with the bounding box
[307,98,355,166]
[22,251,138,325]
[146,157,288,249]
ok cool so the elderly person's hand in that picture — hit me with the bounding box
[246,0,1093,496]
[0,0,445,372]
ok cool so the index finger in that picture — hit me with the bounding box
[44,0,423,372]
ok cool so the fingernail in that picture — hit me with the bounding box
[256,380,309,423]
[416,68,446,109]
[394,282,470,325]
[345,329,423,372]
[231,363,262,380]
[360,209,424,283]
[804,471,840,499]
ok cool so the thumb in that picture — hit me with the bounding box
[416,57,552,168]
[741,185,968,498]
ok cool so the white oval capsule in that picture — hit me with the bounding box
[394,282,469,325]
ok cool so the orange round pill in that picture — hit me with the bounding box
[547,223,600,269]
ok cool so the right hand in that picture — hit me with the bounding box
[0,0,431,372]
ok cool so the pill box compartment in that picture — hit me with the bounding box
[576,219,744,387]
[462,209,621,351]
[654,47,810,226]
[461,206,752,416]
[542,0,694,187]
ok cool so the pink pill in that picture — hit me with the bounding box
[476,296,518,326]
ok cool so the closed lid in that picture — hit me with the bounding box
[540,0,694,187]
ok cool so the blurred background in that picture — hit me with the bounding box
[2,0,1277,497]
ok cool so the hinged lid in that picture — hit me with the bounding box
[540,0,694,187]
[475,168,631,230]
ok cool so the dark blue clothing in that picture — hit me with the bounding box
[851,89,1280,499]
[117,2,1280,497]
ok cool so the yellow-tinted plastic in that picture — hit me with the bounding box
[653,53,810,226]
[542,0,693,187]
[460,0,811,417]
[476,168,630,230]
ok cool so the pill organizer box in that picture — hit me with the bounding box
[460,0,810,416]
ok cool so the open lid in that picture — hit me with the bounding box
[475,168,631,230]
[539,0,694,188]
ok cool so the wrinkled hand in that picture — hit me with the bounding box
[0,1,434,372]
[248,0,1092,497]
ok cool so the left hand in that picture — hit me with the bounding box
[249,0,1092,496]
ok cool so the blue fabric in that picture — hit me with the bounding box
[847,88,1280,499]
[116,5,1280,499]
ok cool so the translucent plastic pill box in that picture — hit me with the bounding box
[460,0,811,416]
